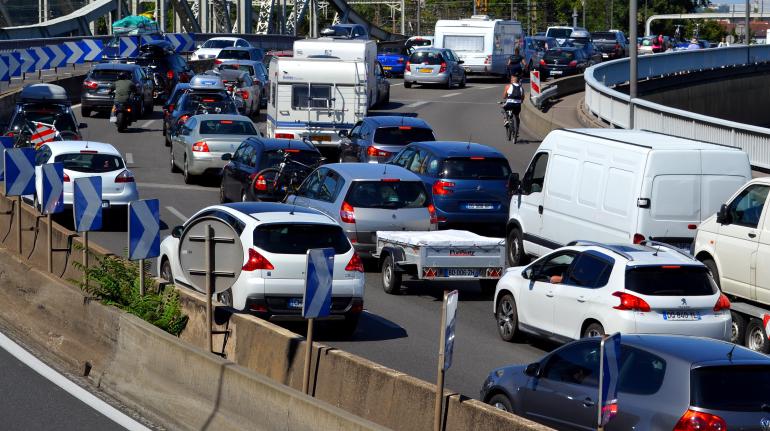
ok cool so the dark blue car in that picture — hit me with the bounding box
[377,43,408,76]
[389,141,512,233]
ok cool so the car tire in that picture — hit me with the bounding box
[82,107,91,118]
[488,394,513,413]
[506,227,526,266]
[183,155,193,184]
[745,319,770,353]
[496,293,521,342]
[582,322,605,338]
[219,183,229,203]
[170,148,180,173]
[339,314,360,338]
[404,81,412,89]
[702,258,720,288]
[384,89,390,104]
[446,75,453,89]
[160,258,173,283]
[480,279,497,295]
[381,254,402,294]
[218,289,234,307]
[731,311,746,345]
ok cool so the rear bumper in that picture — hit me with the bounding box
[382,64,405,74]
[609,310,731,341]
[82,93,116,109]
[187,152,229,175]
[64,186,139,207]
[232,275,364,312]
[404,73,449,85]
[434,207,508,225]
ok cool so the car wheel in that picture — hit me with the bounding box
[164,131,171,147]
[384,89,390,104]
[160,258,173,283]
[496,293,520,342]
[381,254,402,294]
[217,289,234,307]
[459,75,466,88]
[404,81,412,89]
[480,279,497,295]
[170,148,180,173]
[183,156,193,184]
[219,183,229,203]
[745,319,770,353]
[82,107,91,118]
[702,258,720,288]
[506,227,526,266]
[446,75,453,89]
[582,322,605,338]
[731,311,746,345]
[488,394,513,412]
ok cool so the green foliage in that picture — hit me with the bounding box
[685,19,727,42]
[72,251,188,336]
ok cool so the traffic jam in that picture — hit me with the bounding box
[5,14,770,431]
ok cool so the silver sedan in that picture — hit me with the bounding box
[170,114,260,184]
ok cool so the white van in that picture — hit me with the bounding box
[293,38,380,108]
[266,56,367,149]
[506,128,751,266]
[545,26,587,45]
[434,15,522,77]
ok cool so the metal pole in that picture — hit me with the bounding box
[527,0,531,34]
[15,196,21,255]
[401,0,405,34]
[433,291,448,431]
[139,258,145,296]
[83,231,89,290]
[47,213,52,273]
[597,336,606,431]
[610,0,613,30]
[282,0,286,34]
[629,0,638,129]
[510,0,513,20]
[417,0,421,35]
[158,0,166,32]
[205,224,213,353]
[747,0,751,44]
[302,318,314,394]
[572,6,577,28]
[582,0,585,28]
[473,0,476,16]
[294,0,297,36]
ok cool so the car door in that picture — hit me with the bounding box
[715,184,770,300]
[518,152,550,256]
[236,145,257,198]
[222,143,245,199]
[341,122,363,161]
[175,118,196,167]
[519,251,577,334]
[519,340,601,431]
[553,251,615,339]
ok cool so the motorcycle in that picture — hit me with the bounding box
[109,90,138,133]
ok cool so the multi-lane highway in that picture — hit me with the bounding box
[67,77,551,399]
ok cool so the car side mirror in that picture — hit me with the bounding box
[507,173,521,194]
[338,130,349,138]
[171,225,184,238]
[457,60,465,64]
[716,203,730,225]
[78,123,88,129]
[221,153,232,161]
[521,268,531,279]
[524,362,540,377]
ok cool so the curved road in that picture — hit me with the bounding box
[68,77,552,399]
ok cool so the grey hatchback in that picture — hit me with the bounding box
[285,163,437,257]
[404,48,466,89]
[481,334,770,431]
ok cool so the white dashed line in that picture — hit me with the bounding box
[140,120,155,128]
[406,101,430,108]
[125,153,134,165]
[391,83,404,87]
[477,85,496,90]
[441,92,461,98]
[165,206,188,222]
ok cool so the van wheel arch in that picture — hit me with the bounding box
[581,319,604,338]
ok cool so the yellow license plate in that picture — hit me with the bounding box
[383,66,392,70]
[419,68,432,73]
[311,135,331,142]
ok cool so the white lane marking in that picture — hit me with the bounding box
[441,92,461,98]
[406,101,430,108]
[136,182,218,192]
[391,83,404,87]
[125,153,134,165]
[477,85,496,90]
[0,331,151,431]
[140,120,155,128]
[165,206,188,222]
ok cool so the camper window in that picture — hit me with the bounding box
[443,35,484,52]
[292,84,332,110]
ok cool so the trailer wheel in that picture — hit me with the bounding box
[381,254,402,295]
[731,311,746,345]
[745,318,770,353]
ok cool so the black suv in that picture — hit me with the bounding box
[81,63,154,117]
[3,84,86,145]
[132,40,192,102]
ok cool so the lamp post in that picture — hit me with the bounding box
[629,0,637,128]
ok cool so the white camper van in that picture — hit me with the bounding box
[266,56,367,148]
[434,15,523,77]
[506,128,751,266]
[293,38,380,108]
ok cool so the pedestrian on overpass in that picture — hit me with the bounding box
[687,38,701,50]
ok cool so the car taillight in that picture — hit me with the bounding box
[397,57,405,63]
[484,55,491,64]
[432,180,455,196]
[714,293,731,312]
[240,90,249,100]
[242,248,274,271]
[345,252,364,273]
[367,146,390,158]
[569,60,578,67]
[83,80,98,89]
[253,174,267,191]
[673,409,727,431]
[167,70,174,80]
[428,204,438,224]
[405,61,411,72]
[340,201,355,224]
[178,115,190,125]
[439,62,447,73]
[540,59,546,66]
[612,291,651,312]
[63,172,70,182]
[214,59,222,65]
[167,104,175,113]
[192,141,209,152]
[275,133,294,139]
[632,233,645,244]
[179,72,190,82]
[615,43,621,51]
[114,169,134,183]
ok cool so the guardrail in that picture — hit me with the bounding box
[584,45,770,169]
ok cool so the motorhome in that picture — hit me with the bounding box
[293,38,380,108]
[434,15,523,77]
[266,56,367,149]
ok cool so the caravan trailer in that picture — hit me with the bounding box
[266,56,367,149]
[434,15,523,77]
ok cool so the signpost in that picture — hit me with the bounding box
[128,199,160,296]
[302,247,334,395]
[38,163,64,273]
[434,290,458,431]
[0,137,14,181]
[4,148,36,255]
[73,176,103,288]
[597,332,622,431]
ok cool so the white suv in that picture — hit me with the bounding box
[493,241,731,343]
[158,202,365,334]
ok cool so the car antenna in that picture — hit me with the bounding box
[726,343,736,362]
[466,136,472,150]
[383,163,388,176]
[652,230,667,256]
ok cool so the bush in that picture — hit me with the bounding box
[72,252,188,336]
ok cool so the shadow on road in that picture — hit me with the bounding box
[398,279,495,302]
[279,311,408,343]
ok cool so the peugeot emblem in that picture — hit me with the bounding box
[681,298,688,306]
[760,417,770,431]
[392,214,396,219]
[476,185,482,191]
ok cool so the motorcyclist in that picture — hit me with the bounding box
[113,71,137,109]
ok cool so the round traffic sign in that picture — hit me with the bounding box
[178,216,243,294]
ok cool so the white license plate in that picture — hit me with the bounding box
[288,298,303,309]
[445,268,479,277]
[602,53,609,58]
[101,201,110,208]
[109,116,117,123]
[466,203,494,210]
[663,311,701,321]
[551,70,563,75]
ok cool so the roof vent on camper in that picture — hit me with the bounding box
[470,15,491,20]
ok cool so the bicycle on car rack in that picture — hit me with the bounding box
[249,148,325,202]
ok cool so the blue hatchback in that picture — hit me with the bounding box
[377,43,408,76]
[389,141,512,233]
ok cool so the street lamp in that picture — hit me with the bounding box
[629,0,638,128]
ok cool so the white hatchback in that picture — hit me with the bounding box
[158,202,365,334]
[493,241,731,343]
[192,37,250,60]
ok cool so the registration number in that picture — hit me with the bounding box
[663,311,701,321]
[101,201,110,208]
[98,88,111,94]
[311,135,331,142]
[551,70,563,75]
[466,203,494,210]
[288,298,303,309]
[419,68,432,73]
[445,268,479,277]
[383,66,392,70]
[602,53,609,58]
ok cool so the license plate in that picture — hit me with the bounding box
[419,68,432,73]
[383,66,392,70]
[109,116,117,123]
[464,67,471,72]
[98,88,110,94]
[466,203,494,210]
[602,53,609,58]
[101,201,110,208]
[445,268,479,277]
[551,70,563,75]
[311,135,331,142]
[288,298,303,309]
[663,311,701,321]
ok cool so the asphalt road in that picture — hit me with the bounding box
[66,77,553,400]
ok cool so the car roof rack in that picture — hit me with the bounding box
[566,240,634,261]
[639,240,695,261]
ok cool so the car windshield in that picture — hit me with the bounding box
[19,108,77,133]
[378,45,405,55]
[625,266,716,296]
[253,223,351,254]
[373,127,435,146]
[258,149,320,170]
[220,63,255,76]
[532,39,550,50]
[547,28,573,39]
[199,120,256,135]
[202,39,235,49]
[545,50,576,62]
[691,365,770,411]
[592,32,617,41]
[54,152,125,173]
[409,51,443,65]
[180,93,236,114]
[346,180,429,209]
[219,50,252,60]
[441,157,511,179]
[90,69,126,81]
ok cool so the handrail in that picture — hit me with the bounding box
[583,45,770,169]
